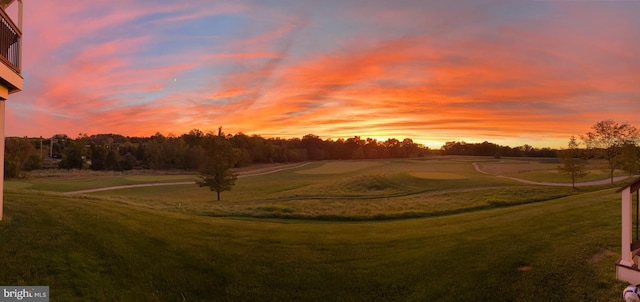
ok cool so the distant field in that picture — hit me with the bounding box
[409,171,466,179]
[6,174,197,192]
[7,158,625,219]
[295,160,383,174]
[0,156,633,300]
[37,158,597,220]
[476,158,629,183]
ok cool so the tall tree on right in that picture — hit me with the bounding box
[583,120,639,184]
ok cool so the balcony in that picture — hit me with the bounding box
[0,0,21,96]
[0,7,18,73]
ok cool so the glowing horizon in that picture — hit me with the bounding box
[5,0,640,150]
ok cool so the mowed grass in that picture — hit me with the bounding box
[0,157,632,300]
[6,174,197,192]
[295,160,384,174]
[64,159,595,220]
[477,158,629,183]
[0,187,627,301]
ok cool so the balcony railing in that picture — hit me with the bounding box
[0,6,19,74]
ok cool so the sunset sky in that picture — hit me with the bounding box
[5,0,640,148]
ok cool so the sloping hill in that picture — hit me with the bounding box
[0,187,626,301]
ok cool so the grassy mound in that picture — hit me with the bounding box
[295,161,383,174]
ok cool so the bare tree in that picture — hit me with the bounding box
[583,120,639,184]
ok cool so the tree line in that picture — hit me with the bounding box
[3,130,434,178]
[8,120,639,190]
[7,132,563,179]
[440,141,557,157]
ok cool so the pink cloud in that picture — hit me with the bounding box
[4,0,639,149]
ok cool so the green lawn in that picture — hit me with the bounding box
[476,158,629,183]
[0,157,633,301]
[6,174,197,192]
[57,159,595,219]
[511,169,629,183]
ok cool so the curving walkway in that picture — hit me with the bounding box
[472,162,632,187]
[64,162,313,195]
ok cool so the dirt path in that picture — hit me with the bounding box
[64,162,313,195]
[472,162,632,187]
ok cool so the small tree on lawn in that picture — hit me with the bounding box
[558,136,588,189]
[197,135,240,201]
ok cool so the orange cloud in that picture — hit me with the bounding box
[6,0,640,149]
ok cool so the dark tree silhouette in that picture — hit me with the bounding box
[4,137,35,178]
[59,140,85,170]
[197,136,240,201]
[557,136,588,189]
[583,120,639,184]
